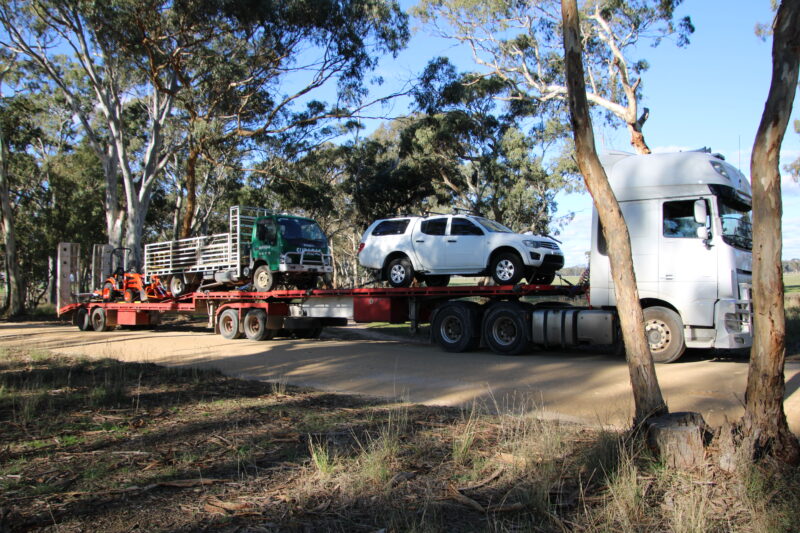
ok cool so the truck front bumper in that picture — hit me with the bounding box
[710,298,752,350]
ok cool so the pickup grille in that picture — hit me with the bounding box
[531,241,560,250]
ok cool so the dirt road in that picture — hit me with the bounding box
[2,321,798,431]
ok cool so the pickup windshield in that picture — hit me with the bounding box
[475,217,513,233]
[278,218,327,247]
[719,202,752,251]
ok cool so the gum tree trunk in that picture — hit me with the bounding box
[561,0,667,423]
[742,0,800,465]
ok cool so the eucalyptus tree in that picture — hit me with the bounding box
[403,58,578,233]
[0,0,409,267]
[415,0,693,154]
[742,0,800,465]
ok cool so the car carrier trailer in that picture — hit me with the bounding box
[57,282,610,357]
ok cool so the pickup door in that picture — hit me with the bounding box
[411,216,486,272]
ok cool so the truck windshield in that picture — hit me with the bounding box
[475,217,512,233]
[278,218,327,247]
[719,202,752,251]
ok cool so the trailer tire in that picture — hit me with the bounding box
[253,265,275,292]
[643,306,685,363]
[219,308,243,339]
[169,276,186,297]
[90,307,112,332]
[483,302,530,355]
[243,309,275,341]
[431,301,480,352]
[76,307,91,331]
[490,252,524,285]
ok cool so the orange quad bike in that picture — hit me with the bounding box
[99,248,171,302]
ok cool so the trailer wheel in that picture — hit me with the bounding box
[490,252,524,285]
[243,309,275,341]
[253,265,275,292]
[643,306,685,363]
[431,302,480,352]
[219,308,243,339]
[90,307,112,332]
[76,307,91,331]
[483,302,530,355]
[386,257,414,288]
[169,276,186,297]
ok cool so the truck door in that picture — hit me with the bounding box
[410,217,449,271]
[445,217,485,269]
[254,218,280,268]
[658,198,717,326]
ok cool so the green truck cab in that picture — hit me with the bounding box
[249,214,333,291]
[144,206,333,295]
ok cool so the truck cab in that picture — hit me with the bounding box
[250,214,333,290]
[590,150,753,361]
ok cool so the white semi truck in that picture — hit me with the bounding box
[59,149,753,364]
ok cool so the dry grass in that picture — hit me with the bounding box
[0,348,798,532]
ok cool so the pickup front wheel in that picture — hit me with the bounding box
[490,252,524,285]
[386,257,414,288]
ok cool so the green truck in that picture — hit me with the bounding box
[143,206,333,295]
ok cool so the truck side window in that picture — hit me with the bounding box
[451,217,484,236]
[663,200,703,238]
[420,218,447,236]
[257,219,277,245]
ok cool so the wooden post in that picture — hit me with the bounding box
[57,243,80,311]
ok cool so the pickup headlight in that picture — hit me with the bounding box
[523,240,537,248]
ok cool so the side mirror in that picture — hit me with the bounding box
[693,199,707,224]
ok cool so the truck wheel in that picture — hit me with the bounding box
[483,302,530,355]
[253,265,275,292]
[169,276,186,297]
[386,257,414,288]
[431,302,480,352]
[90,307,112,332]
[490,252,524,285]
[219,308,243,339]
[243,309,275,341]
[643,306,685,363]
[76,307,91,331]
[528,270,556,285]
[424,275,451,287]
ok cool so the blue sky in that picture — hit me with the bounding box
[366,1,800,266]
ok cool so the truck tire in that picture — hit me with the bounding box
[643,306,686,363]
[483,301,530,355]
[76,307,91,331]
[169,276,186,297]
[253,265,275,292]
[490,252,524,285]
[424,275,451,287]
[386,257,414,288]
[90,307,112,332]
[243,309,275,341]
[431,301,480,352]
[219,308,243,339]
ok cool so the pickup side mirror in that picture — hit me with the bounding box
[693,199,707,224]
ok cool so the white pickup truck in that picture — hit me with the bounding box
[358,213,564,287]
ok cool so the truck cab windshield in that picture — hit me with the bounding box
[278,217,327,247]
[719,202,752,251]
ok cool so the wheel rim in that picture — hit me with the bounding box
[645,319,670,353]
[221,315,234,335]
[495,259,515,282]
[439,316,463,343]
[246,316,261,334]
[91,311,104,330]
[390,264,407,284]
[491,316,517,346]
[255,270,271,289]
